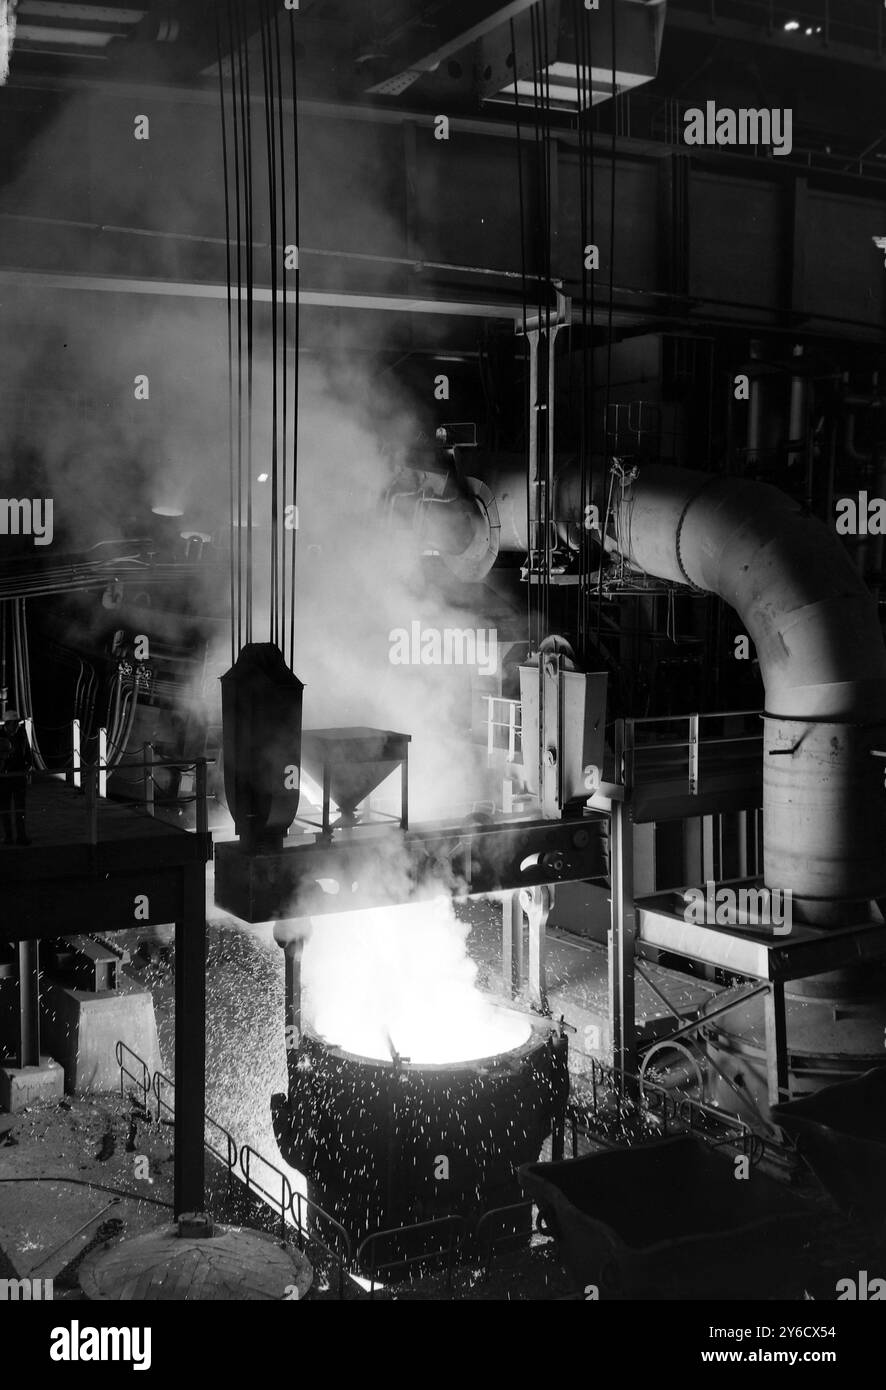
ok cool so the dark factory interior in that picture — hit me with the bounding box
[1,0,886,1317]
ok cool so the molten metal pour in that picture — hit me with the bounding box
[300,897,531,1064]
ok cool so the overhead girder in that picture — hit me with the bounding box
[0,87,885,342]
[363,0,544,96]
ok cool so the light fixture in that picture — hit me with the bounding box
[151,505,184,518]
[783,20,800,31]
[257,473,269,483]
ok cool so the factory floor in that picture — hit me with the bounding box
[3,891,884,1299]
[3,1093,885,1299]
[0,1092,576,1299]
[0,1092,223,1297]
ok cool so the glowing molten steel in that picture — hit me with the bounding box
[301,896,530,1064]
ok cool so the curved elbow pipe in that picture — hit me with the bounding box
[610,466,886,910]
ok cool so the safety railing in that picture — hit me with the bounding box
[569,1057,765,1164]
[475,1201,536,1278]
[116,1043,353,1296]
[116,1044,645,1298]
[151,1069,238,1171]
[240,1143,293,1235]
[485,696,522,763]
[115,1040,151,1111]
[619,710,763,799]
[356,1214,469,1299]
[287,1187,353,1298]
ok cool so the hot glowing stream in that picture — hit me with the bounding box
[301,897,530,1064]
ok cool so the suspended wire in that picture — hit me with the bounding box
[541,0,554,648]
[227,0,244,657]
[595,0,619,643]
[237,0,255,646]
[216,3,236,666]
[287,5,301,669]
[575,0,596,658]
[509,17,532,658]
[271,0,290,662]
[529,3,546,652]
[258,0,280,646]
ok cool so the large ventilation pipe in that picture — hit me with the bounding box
[607,465,886,921]
[394,455,886,917]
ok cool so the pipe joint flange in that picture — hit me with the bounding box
[675,478,720,592]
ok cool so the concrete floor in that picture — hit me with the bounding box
[2,877,884,1300]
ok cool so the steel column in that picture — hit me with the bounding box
[501,890,524,997]
[763,979,791,1108]
[522,884,552,1012]
[284,938,303,1042]
[173,862,207,1218]
[16,938,40,1069]
[608,796,638,1079]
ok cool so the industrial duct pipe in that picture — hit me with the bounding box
[607,465,886,918]
[398,454,886,915]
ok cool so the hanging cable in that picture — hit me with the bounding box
[216,2,298,667]
[595,0,618,644]
[237,0,255,645]
[509,18,531,659]
[216,2,236,666]
[287,5,301,670]
[529,3,545,651]
[259,0,280,647]
[227,0,244,658]
[271,0,289,661]
[574,0,596,659]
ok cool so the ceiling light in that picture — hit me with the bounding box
[257,473,269,483]
[783,20,800,31]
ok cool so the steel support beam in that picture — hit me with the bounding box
[0,268,531,321]
[173,862,206,1219]
[501,890,524,997]
[214,813,608,923]
[522,884,553,1012]
[283,938,303,1042]
[366,1,541,96]
[763,979,790,1108]
[608,796,638,1080]
[16,938,40,1069]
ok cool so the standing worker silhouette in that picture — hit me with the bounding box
[0,710,33,847]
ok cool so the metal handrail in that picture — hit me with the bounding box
[570,1057,762,1160]
[118,1047,656,1297]
[288,1188,354,1297]
[631,734,761,753]
[115,1040,151,1109]
[356,1214,469,1298]
[151,1069,238,1171]
[116,1047,355,1295]
[627,709,762,728]
[239,1144,293,1236]
[475,1201,535,1278]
